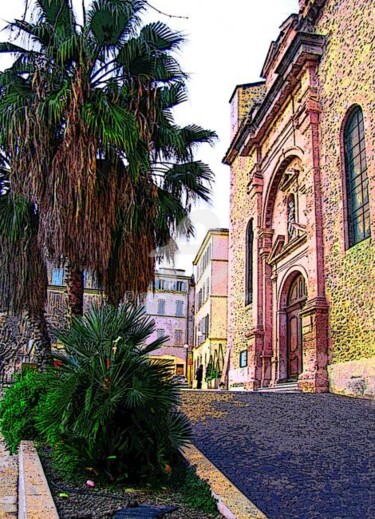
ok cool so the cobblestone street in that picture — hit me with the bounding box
[181,392,375,519]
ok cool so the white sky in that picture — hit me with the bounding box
[0,0,298,275]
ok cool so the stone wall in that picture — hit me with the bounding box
[316,0,375,396]
[328,358,375,400]
[227,153,256,386]
[0,313,31,379]
[230,83,266,137]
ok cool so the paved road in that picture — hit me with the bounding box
[181,392,375,519]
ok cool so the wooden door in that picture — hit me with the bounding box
[287,307,302,379]
[286,275,307,380]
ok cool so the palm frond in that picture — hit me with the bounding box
[162,161,214,203]
[0,42,28,54]
[35,0,76,31]
[88,0,146,46]
[139,21,185,52]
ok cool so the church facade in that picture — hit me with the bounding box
[224,0,375,397]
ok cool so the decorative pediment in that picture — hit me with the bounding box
[261,14,298,79]
[268,233,307,265]
[224,31,325,165]
[267,235,285,264]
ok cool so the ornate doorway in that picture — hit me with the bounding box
[286,274,307,380]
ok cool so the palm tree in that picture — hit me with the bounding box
[0,157,51,366]
[0,0,216,311]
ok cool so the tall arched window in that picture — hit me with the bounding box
[344,107,371,247]
[246,219,254,305]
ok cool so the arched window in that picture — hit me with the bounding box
[344,107,371,247]
[246,219,254,305]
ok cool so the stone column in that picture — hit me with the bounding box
[298,297,329,392]
[245,329,264,390]
[295,64,329,393]
[259,230,273,387]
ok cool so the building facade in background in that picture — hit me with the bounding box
[46,267,195,378]
[192,229,229,389]
[144,268,194,377]
[224,0,374,397]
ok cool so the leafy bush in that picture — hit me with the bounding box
[0,368,50,453]
[176,464,218,514]
[36,303,192,483]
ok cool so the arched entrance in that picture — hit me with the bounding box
[285,274,307,380]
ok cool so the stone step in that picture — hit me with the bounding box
[0,438,18,518]
[257,382,300,393]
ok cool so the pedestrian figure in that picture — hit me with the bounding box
[195,364,203,389]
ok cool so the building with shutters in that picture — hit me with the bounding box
[192,229,229,389]
[143,268,195,379]
[223,0,375,397]
[46,266,195,379]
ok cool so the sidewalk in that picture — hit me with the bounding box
[0,438,18,518]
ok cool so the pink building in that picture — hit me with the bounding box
[144,268,195,377]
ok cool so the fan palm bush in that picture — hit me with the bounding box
[36,303,192,483]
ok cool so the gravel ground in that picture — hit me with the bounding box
[40,447,221,519]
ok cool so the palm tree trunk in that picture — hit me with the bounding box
[65,265,84,319]
[27,310,51,368]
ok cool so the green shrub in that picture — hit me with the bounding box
[36,303,192,483]
[178,465,218,514]
[0,368,50,453]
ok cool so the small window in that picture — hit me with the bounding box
[176,300,184,317]
[156,328,165,339]
[198,289,202,309]
[344,106,371,247]
[174,329,183,346]
[51,268,64,286]
[239,350,248,368]
[157,299,166,315]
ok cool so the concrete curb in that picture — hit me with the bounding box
[182,444,267,519]
[18,441,59,519]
